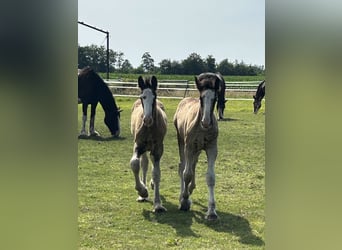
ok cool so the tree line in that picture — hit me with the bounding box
[78,44,264,76]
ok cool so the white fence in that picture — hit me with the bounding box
[105,79,261,100]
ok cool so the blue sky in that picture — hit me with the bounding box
[78,0,265,68]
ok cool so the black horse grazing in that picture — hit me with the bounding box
[253,80,265,114]
[216,72,227,120]
[78,67,121,137]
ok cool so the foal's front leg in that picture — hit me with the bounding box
[205,145,218,220]
[130,144,148,201]
[89,103,100,136]
[180,148,199,211]
[136,152,149,202]
[80,103,88,136]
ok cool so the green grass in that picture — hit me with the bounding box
[78,97,265,249]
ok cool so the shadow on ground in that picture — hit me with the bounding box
[142,197,264,247]
[218,117,240,122]
[78,134,126,141]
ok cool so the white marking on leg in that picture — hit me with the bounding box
[130,146,148,200]
[81,114,87,135]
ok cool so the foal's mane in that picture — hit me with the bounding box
[196,73,220,92]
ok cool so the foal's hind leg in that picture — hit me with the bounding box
[89,103,100,136]
[130,144,148,201]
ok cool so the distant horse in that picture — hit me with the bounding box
[216,72,227,120]
[78,67,121,137]
[130,76,167,213]
[253,80,265,114]
[174,72,220,220]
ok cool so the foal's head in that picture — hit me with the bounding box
[138,76,158,127]
[195,73,220,129]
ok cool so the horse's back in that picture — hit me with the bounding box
[174,97,200,134]
[131,99,144,136]
[78,67,104,103]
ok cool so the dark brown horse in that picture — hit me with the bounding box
[253,80,265,114]
[78,67,121,137]
[216,72,227,120]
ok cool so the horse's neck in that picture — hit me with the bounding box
[99,86,117,113]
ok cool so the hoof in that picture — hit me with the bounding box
[78,134,88,139]
[136,196,149,202]
[153,205,167,213]
[90,131,100,137]
[137,188,148,200]
[179,199,191,211]
[205,212,218,221]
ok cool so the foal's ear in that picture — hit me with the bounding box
[195,76,201,91]
[138,76,145,90]
[151,75,158,91]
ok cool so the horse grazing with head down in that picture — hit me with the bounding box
[130,76,167,213]
[253,80,265,114]
[215,72,227,120]
[78,67,121,137]
[174,72,220,220]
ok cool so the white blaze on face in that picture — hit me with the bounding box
[201,89,216,128]
[140,88,155,127]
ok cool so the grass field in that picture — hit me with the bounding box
[78,96,265,249]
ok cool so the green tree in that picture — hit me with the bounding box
[182,53,206,75]
[121,59,133,73]
[171,60,184,74]
[205,55,216,72]
[141,52,155,73]
[78,44,116,72]
[159,59,172,74]
[217,59,234,75]
[116,51,124,71]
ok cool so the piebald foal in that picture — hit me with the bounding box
[130,76,167,213]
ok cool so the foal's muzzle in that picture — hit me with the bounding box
[143,116,153,127]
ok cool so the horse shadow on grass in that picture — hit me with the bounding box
[142,197,264,247]
[78,134,126,141]
[142,197,200,238]
[218,117,239,122]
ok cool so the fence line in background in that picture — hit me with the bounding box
[105,80,262,99]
